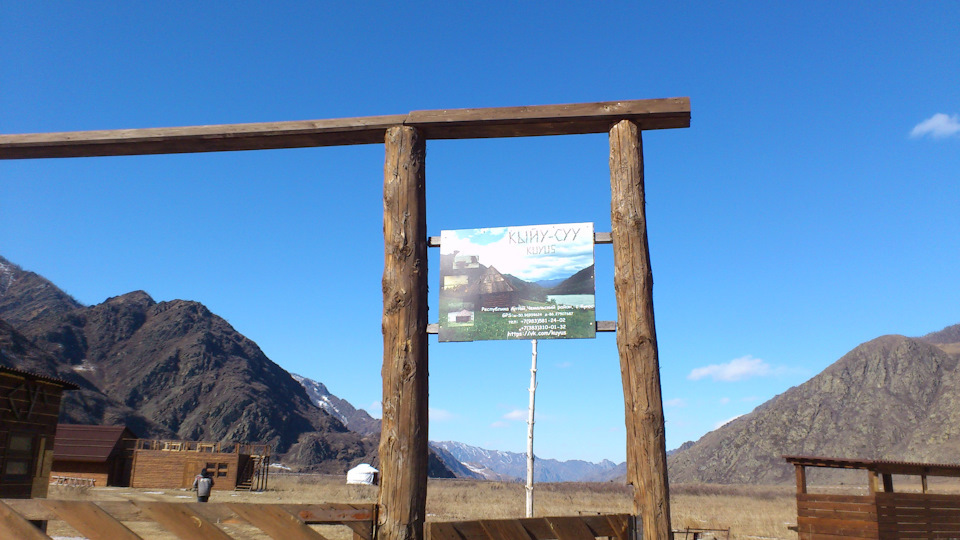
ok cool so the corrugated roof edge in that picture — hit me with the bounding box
[0,365,79,390]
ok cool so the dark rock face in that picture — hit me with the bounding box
[668,333,960,484]
[0,318,171,438]
[0,257,82,330]
[0,255,374,471]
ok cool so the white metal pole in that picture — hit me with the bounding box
[526,339,538,517]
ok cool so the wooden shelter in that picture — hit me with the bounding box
[0,98,691,540]
[467,266,518,309]
[51,424,137,487]
[0,366,78,499]
[130,439,270,491]
[786,454,960,539]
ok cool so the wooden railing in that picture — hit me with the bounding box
[426,514,635,540]
[0,500,374,540]
[48,476,96,487]
[134,439,271,456]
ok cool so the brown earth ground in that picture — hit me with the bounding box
[44,476,809,540]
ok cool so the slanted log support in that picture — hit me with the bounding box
[609,120,671,539]
[379,126,429,540]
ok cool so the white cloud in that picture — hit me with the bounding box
[367,401,382,419]
[664,398,686,407]
[910,113,960,139]
[714,415,743,429]
[430,408,455,421]
[688,355,775,382]
[490,421,509,428]
[503,409,527,421]
[718,397,730,405]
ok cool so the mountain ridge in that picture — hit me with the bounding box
[668,329,960,484]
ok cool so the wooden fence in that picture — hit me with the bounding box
[0,500,375,540]
[797,492,960,539]
[426,514,636,540]
[876,492,960,538]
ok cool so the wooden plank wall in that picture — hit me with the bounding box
[0,375,65,499]
[876,492,960,538]
[426,514,632,540]
[796,493,878,539]
[130,450,239,490]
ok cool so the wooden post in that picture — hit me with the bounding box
[868,471,880,494]
[379,125,429,540]
[795,465,807,494]
[609,119,671,539]
[921,474,928,493]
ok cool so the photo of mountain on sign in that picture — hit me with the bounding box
[438,223,596,343]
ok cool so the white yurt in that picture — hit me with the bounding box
[346,463,379,485]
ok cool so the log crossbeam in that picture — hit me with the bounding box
[0,98,689,159]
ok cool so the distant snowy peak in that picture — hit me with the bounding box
[292,373,381,436]
[433,441,625,483]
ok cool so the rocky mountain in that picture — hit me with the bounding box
[0,255,379,472]
[292,373,381,437]
[546,264,595,296]
[0,318,171,438]
[433,440,624,482]
[668,326,960,484]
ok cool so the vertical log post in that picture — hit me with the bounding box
[795,465,807,494]
[868,470,880,494]
[609,119,671,539]
[379,125,429,540]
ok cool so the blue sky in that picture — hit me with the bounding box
[2,2,958,463]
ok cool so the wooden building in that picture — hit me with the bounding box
[130,439,270,491]
[787,454,960,539]
[51,424,137,487]
[0,366,78,499]
[467,266,518,309]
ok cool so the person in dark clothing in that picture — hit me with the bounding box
[191,468,214,502]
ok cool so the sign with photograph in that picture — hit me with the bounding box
[438,222,596,342]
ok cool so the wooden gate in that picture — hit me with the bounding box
[0,499,375,540]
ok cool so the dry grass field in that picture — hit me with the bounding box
[44,476,800,540]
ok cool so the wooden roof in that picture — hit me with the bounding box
[784,455,960,478]
[469,266,516,295]
[0,98,690,159]
[0,365,79,390]
[54,424,136,463]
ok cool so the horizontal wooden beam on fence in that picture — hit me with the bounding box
[0,99,689,159]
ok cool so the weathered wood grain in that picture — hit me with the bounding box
[0,99,690,159]
[609,119,671,540]
[135,501,234,540]
[228,503,326,540]
[407,99,690,140]
[0,500,51,540]
[425,515,634,540]
[41,500,140,540]
[379,125,429,540]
